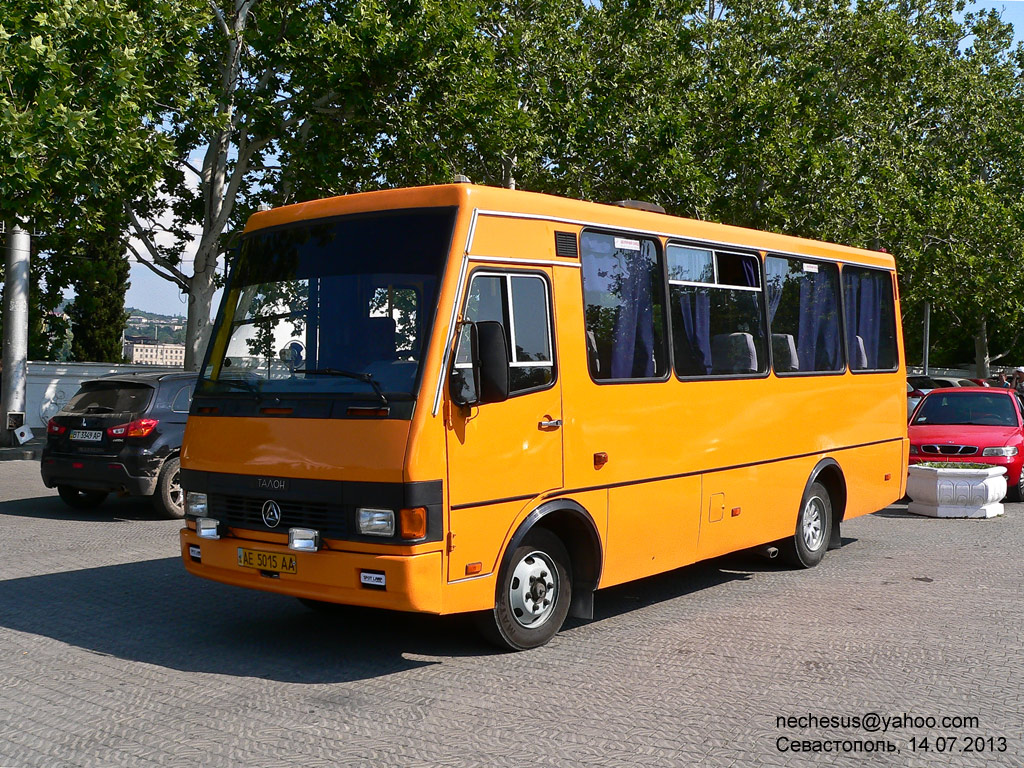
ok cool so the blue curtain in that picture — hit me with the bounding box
[797,271,841,371]
[611,248,656,378]
[677,289,712,375]
[846,271,882,368]
[741,256,758,288]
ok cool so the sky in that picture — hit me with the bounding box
[122,0,1024,318]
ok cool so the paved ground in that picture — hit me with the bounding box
[0,459,1020,767]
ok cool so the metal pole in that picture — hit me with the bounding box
[2,223,30,446]
[922,301,931,376]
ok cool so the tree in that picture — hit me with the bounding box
[0,0,204,358]
[65,214,131,363]
[128,0,484,369]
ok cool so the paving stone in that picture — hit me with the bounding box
[0,459,1020,767]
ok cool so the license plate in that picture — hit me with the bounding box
[69,429,102,441]
[237,547,297,574]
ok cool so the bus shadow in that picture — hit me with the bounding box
[0,557,489,684]
[871,501,919,519]
[0,541,865,682]
[0,493,170,523]
[584,541,859,624]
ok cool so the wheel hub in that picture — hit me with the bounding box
[802,496,826,551]
[509,551,558,628]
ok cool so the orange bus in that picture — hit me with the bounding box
[179,184,907,650]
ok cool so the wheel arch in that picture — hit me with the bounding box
[806,458,847,550]
[505,498,603,620]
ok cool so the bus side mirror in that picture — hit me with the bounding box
[449,321,509,407]
[476,321,509,404]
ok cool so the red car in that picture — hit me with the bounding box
[908,387,1024,500]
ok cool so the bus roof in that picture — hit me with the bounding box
[244,184,896,270]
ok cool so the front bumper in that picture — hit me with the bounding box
[180,529,443,614]
[41,454,160,496]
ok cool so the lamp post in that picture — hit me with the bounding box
[2,222,31,446]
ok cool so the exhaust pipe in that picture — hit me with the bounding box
[757,545,779,560]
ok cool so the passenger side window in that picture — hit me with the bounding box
[668,245,767,377]
[453,271,555,397]
[843,267,898,371]
[764,256,843,374]
[171,385,194,413]
[580,231,668,381]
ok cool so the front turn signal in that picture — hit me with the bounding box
[399,507,427,540]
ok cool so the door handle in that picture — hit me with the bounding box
[538,419,562,430]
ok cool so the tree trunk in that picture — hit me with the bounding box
[183,247,218,371]
[974,316,990,379]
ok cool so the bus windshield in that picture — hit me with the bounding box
[202,207,455,400]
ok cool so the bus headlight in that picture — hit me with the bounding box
[187,491,208,517]
[982,446,1018,457]
[357,508,395,536]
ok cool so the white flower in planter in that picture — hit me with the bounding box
[906,464,1007,518]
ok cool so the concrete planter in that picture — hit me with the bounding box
[906,465,1007,518]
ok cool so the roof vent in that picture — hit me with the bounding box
[453,174,472,184]
[612,199,666,214]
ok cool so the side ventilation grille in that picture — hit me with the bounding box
[554,231,578,259]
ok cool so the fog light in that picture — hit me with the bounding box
[196,517,221,540]
[289,527,320,552]
[909,445,918,455]
[187,491,208,517]
[357,507,395,536]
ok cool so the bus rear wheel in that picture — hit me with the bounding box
[781,480,832,568]
[479,528,572,651]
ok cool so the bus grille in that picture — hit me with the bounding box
[920,444,978,456]
[207,494,349,538]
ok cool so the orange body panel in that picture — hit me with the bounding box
[181,183,908,618]
[182,416,411,482]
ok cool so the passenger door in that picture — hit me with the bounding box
[445,268,563,582]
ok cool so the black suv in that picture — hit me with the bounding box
[41,372,197,518]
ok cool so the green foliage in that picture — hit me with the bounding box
[64,217,131,363]
[0,0,198,223]
[4,0,1023,372]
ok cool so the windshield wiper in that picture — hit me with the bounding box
[301,368,389,406]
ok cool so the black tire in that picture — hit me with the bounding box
[1009,476,1024,503]
[153,457,185,519]
[781,480,832,568]
[57,484,107,509]
[478,528,572,651]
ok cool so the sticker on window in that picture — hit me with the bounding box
[614,237,641,252]
[803,263,819,273]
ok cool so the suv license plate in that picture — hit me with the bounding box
[69,429,103,441]
[237,548,298,575]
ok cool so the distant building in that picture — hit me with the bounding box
[123,339,186,367]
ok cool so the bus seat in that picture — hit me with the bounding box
[771,333,799,372]
[365,317,397,362]
[854,335,869,369]
[711,332,757,374]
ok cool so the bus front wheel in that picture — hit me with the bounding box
[479,528,572,651]
[782,480,832,568]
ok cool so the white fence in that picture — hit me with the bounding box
[25,362,182,431]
